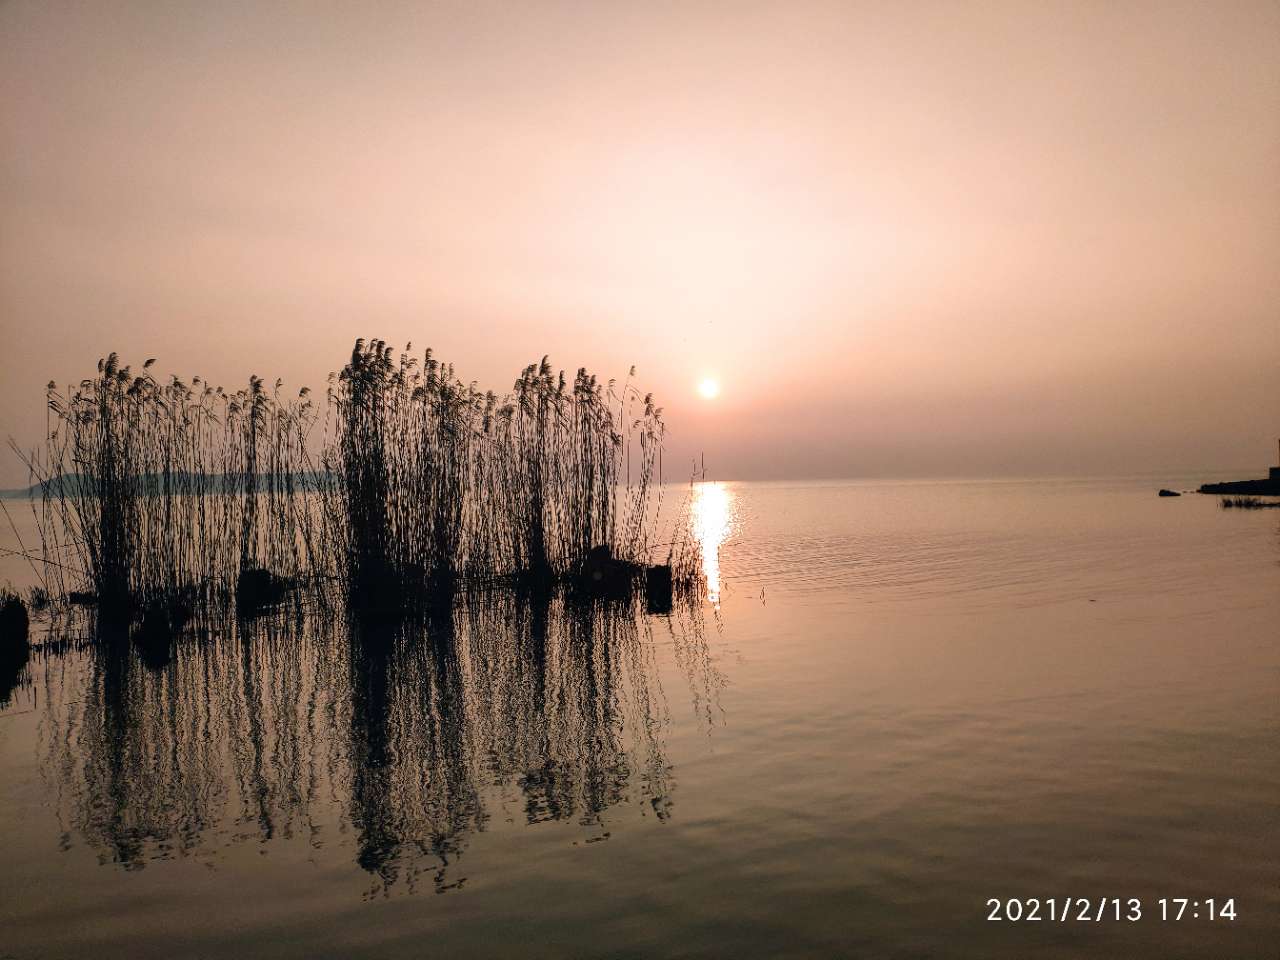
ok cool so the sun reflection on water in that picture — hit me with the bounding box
[692,482,733,604]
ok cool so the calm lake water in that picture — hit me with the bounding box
[2,477,1277,958]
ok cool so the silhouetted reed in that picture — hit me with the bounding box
[18,340,700,630]
[323,341,483,613]
[496,358,629,580]
[322,340,680,615]
[25,356,321,626]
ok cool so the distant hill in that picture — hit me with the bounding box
[0,472,334,499]
[1,474,92,499]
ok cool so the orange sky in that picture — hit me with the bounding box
[2,0,1277,484]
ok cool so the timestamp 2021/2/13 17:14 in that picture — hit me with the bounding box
[985,898,1237,922]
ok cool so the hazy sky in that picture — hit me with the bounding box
[2,0,1277,485]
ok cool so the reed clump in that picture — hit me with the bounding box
[19,340,700,623]
[322,340,484,613]
[322,341,676,616]
[23,354,322,626]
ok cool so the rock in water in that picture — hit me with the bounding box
[645,564,674,614]
[0,591,29,647]
[0,592,31,707]
[236,567,290,615]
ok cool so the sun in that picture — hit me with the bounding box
[697,377,721,399]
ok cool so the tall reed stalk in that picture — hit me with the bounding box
[21,340,695,623]
[30,355,319,621]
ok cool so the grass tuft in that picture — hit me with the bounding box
[1221,496,1280,509]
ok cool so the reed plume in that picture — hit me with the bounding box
[23,339,700,626]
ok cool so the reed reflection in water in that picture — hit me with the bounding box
[35,592,717,896]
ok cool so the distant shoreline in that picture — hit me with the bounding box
[6,471,1276,500]
[0,472,332,500]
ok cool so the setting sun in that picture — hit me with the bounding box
[697,378,721,399]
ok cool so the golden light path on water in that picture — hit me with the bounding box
[692,481,733,604]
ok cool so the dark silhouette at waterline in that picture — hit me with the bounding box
[0,587,30,706]
[15,342,705,644]
[1199,441,1280,496]
[1200,478,1280,496]
[1220,496,1280,509]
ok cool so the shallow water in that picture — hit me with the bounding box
[2,477,1277,958]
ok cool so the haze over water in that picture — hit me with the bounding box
[2,0,1278,483]
[2,477,1276,958]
